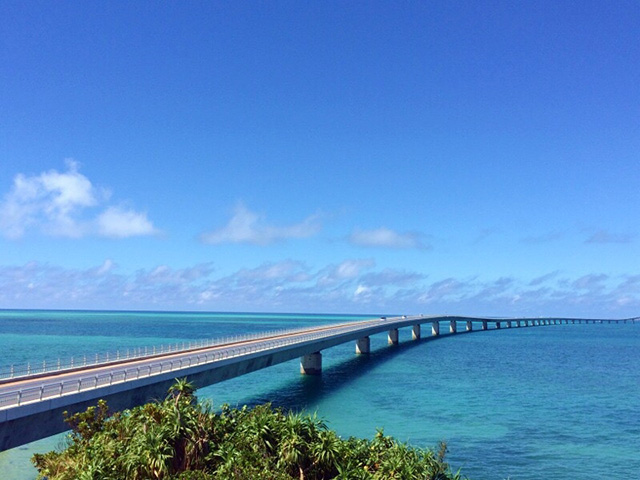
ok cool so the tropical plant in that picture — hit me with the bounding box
[32,379,466,480]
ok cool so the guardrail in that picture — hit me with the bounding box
[0,319,384,410]
[0,324,336,381]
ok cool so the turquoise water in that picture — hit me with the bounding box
[0,310,638,479]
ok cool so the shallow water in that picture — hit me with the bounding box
[1,310,638,479]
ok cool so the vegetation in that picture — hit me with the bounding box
[33,379,464,480]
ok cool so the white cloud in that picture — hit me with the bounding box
[317,259,375,286]
[97,206,158,238]
[349,227,427,249]
[200,203,321,245]
[0,160,158,239]
[95,259,116,275]
[360,269,425,287]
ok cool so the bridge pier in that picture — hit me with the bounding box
[466,320,473,332]
[449,320,457,333]
[482,320,488,330]
[412,324,421,340]
[516,320,521,327]
[496,322,501,329]
[432,322,440,336]
[507,321,512,328]
[300,352,322,375]
[388,329,399,345]
[356,337,370,354]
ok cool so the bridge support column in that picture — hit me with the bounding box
[507,321,512,328]
[388,329,399,345]
[466,320,473,332]
[412,324,421,340]
[449,320,457,333]
[432,322,440,336]
[516,320,521,327]
[482,320,488,330]
[356,337,370,354]
[496,322,501,329]
[300,352,322,375]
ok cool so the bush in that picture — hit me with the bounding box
[33,379,465,480]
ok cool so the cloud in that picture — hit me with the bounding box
[360,268,426,287]
[233,261,312,284]
[529,271,560,286]
[0,160,158,239]
[349,227,428,249]
[572,274,608,292]
[97,206,158,238]
[417,278,470,304]
[200,203,321,245]
[585,230,634,244]
[317,259,375,286]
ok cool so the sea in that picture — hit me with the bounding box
[0,310,638,480]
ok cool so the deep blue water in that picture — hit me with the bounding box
[0,310,638,479]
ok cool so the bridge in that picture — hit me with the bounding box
[0,314,635,451]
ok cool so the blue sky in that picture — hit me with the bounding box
[1,1,638,316]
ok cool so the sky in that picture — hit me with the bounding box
[1,1,639,317]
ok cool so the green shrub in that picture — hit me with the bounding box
[33,379,465,480]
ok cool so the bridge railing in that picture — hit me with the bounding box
[0,322,348,382]
[0,319,383,410]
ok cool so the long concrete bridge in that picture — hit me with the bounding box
[0,314,635,451]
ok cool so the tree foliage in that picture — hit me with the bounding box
[33,379,465,480]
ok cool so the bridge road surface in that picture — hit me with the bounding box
[0,316,393,398]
